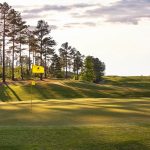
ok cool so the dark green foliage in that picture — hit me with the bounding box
[81,56,105,83]
[81,56,95,82]
[43,37,56,78]
[34,20,50,80]
[34,20,50,65]
[8,9,22,80]
[17,18,28,80]
[59,42,72,78]
[73,50,84,80]
[93,57,105,83]
[50,54,63,78]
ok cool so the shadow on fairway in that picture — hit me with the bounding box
[0,98,149,126]
[1,76,150,101]
[111,140,149,150]
[0,84,11,102]
[5,84,22,101]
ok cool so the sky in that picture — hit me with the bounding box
[1,0,150,76]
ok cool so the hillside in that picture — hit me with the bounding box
[0,76,150,102]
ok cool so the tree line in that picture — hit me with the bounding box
[0,2,105,83]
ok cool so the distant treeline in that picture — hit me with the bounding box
[0,2,105,83]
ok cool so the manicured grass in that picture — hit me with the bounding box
[0,98,149,149]
[0,98,150,126]
[0,77,150,149]
[0,76,150,102]
[0,125,149,150]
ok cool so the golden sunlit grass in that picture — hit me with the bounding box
[1,76,150,102]
[0,98,150,150]
[0,98,149,126]
[0,76,150,149]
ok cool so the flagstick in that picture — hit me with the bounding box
[31,81,33,112]
[31,65,44,112]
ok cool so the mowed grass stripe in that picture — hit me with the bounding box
[0,77,150,149]
[0,98,149,126]
[1,76,150,102]
[0,126,149,150]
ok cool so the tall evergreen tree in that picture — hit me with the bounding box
[43,37,56,78]
[27,29,39,76]
[81,56,94,82]
[59,42,71,78]
[17,19,28,80]
[8,9,21,80]
[81,56,105,83]
[93,58,105,83]
[29,34,39,66]
[73,50,84,80]
[0,2,12,82]
[50,54,62,78]
[34,20,50,80]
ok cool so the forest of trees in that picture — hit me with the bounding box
[0,2,105,83]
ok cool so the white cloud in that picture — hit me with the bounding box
[84,0,150,24]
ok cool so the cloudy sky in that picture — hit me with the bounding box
[1,0,150,76]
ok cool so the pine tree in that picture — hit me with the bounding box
[29,34,39,66]
[59,42,72,78]
[34,20,50,80]
[17,19,28,80]
[43,37,56,78]
[93,58,105,83]
[81,56,105,83]
[26,29,32,76]
[74,51,84,80]
[27,29,39,76]
[50,54,62,78]
[81,56,94,82]
[0,2,12,82]
[8,9,21,80]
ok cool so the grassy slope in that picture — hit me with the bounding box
[0,76,150,150]
[0,76,150,101]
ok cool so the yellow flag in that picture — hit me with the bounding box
[32,65,44,74]
[31,81,36,86]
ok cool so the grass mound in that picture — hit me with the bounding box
[0,76,150,102]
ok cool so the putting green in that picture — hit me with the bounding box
[0,98,149,150]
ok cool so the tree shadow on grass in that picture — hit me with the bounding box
[63,81,150,98]
[5,84,22,101]
[47,83,85,98]
[112,140,150,150]
[64,81,114,90]
[104,76,150,90]
[0,84,11,102]
[1,79,150,101]
[22,83,85,100]
[21,82,150,100]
